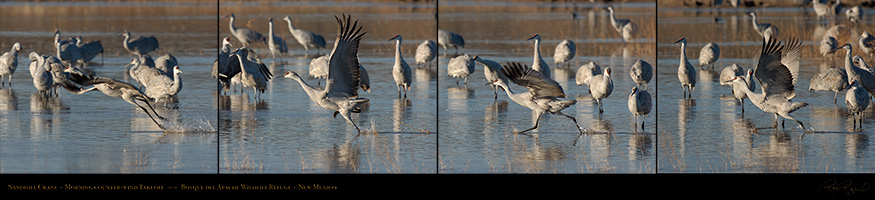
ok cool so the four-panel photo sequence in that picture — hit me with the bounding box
[1,0,872,174]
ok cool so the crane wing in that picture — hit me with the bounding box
[754,37,797,99]
[502,62,565,99]
[325,14,365,98]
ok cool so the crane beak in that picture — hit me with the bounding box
[527,35,538,41]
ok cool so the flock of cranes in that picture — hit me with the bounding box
[2,2,871,135]
[0,27,179,131]
[675,1,873,133]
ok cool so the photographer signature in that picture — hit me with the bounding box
[819,179,870,196]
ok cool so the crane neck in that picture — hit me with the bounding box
[394,39,403,62]
[229,17,237,32]
[268,21,275,42]
[678,42,688,65]
[532,39,541,63]
[844,47,854,71]
[285,20,297,31]
[170,69,183,93]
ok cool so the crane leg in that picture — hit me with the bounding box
[520,113,542,134]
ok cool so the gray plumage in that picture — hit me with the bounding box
[699,42,719,69]
[853,55,875,74]
[308,55,329,85]
[283,15,368,133]
[812,0,831,18]
[820,35,838,58]
[720,64,743,86]
[859,31,874,57]
[809,67,848,103]
[630,59,652,91]
[222,47,273,99]
[607,6,636,42]
[415,40,436,68]
[492,62,582,134]
[28,52,52,96]
[731,70,756,115]
[438,29,465,54]
[473,55,508,100]
[846,80,869,130]
[56,35,81,67]
[840,43,875,99]
[628,86,651,131]
[227,13,266,48]
[674,38,696,99]
[737,37,808,131]
[154,53,177,76]
[846,5,862,23]
[0,42,20,86]
[142,64,183,100]
[589,67,613,113]
[284,16,327,54]
[74,35,103,65]
[267,17,288,59]
[576,61,601,87]
[447,53,474,86]
[121,31,159,56]
[553,39,576,68]
[359,64,370,93]
[749,12,779,41]
[527,34,551,78]
[389,34,412,98]
[212,37,233,90]
[64,70,167,130]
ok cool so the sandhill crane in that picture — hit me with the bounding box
[699,42,720,69]
[143,65,183,101]
[154,53,177,76]
[0,42,20,86]
[630,59,652,91]
[840,43,875,98]
[853,55,874,74]
[832,0,843,17]
[222,47,272,99]
[607,6,636,42]
[734,37,807,132]
[267,17,288,59]
[28,52,52,96]
[308,55,329,85]
[820,35,838,59]
[448,54,474,86]
[284,15,369,133]
[65,70,167,130]
[213,37,234,93]
[731,69,756,115]
[846,5,862,23]
[283,16,327,54]
[576,61,601,97]
[674,38,696,99]
[846,80,869,130]
[305,54,369,92]
[121,31,159,57]
[554,39,576,68]
[56,35,81,67]
[812,0,831,19]
[415,40,436,68]
[859,31,874,58]
[527,34,551,78]
[809,67,848,104]
[438,29,465,54]
[628,86,651,131]
[226,13,266,48]
[492,62,583,134]
[73,35,103,65]
[749,12,779,40]
[589,67,613,113]
[389,34,412,98]
[472,55,508,100]
[720,64,743,87]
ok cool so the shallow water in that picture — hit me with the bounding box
[437,1,657,173]
[216,1,438,173]
[657,6,875,173]
[0,2,218,173]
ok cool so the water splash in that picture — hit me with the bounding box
[162,115,216,133]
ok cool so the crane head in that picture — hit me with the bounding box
[527,34,540,41]
[388,34,402,41]
[630,86,638,95]
[673,38,686,44]
[605,67,611,76]
[268,17,273,22]
[840,43,852,50]
[174,66,182,74]
[850,80,857,86]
